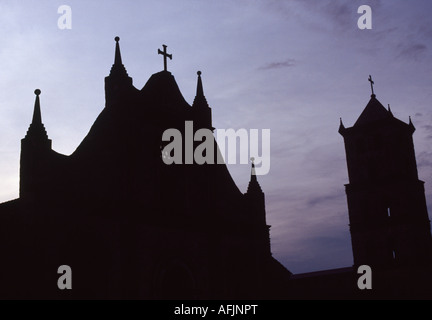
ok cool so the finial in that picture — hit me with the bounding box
[250,157,257,180]
[387,104,394,117]
[368,75,376,97]
[408,115,415,132]
[113,36,123,66]
[31,88,42,125]
[246,156,262,194]
[338,117,346,135]
[195,70,205,98]
[158,44,172,72]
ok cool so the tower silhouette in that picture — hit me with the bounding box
[339,80,432,268]
[287,79,432,300]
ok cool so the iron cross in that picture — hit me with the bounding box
[368,75,375,95]
[158,44,172,72]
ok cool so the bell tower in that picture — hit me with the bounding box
[339,77,432,268]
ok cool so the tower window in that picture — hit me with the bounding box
[387,207,391,217]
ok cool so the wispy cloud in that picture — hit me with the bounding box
[259,59,296,70]
[306,192,343,208]
[397,42,427,61]
[422,124,432,132]
[417,151,432,168]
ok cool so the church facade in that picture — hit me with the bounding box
[0,38,289,299]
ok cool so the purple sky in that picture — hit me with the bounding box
[0,1,432,274]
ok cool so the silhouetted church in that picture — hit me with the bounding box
[1,38,432,300]
[0,38,290,299]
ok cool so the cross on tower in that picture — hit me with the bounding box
[368,75,375,96]
[158,44,172,72]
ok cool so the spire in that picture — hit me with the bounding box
[114,36,122,65]
[409,116,416,133]
[388,104,394,117]
[246,157,263,194]
[24,89,49,141]
[105,36,133,106]
[32,89,42,125]
[192,71,213,130]
[338,117,346,135]
[251,157,257,180]
[108,36,129,78]
[196,71,204,97]
[192,71,208,107]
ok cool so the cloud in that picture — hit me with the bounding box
[258,59,296,70]
[397,42,427,61]
[417,151,432,168]
[306,192,343,208]
[422,124,432,132]
[321,2,352,28]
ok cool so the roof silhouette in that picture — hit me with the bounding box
[354,94,392,127]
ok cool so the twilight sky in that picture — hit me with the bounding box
[0,0,432,274]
